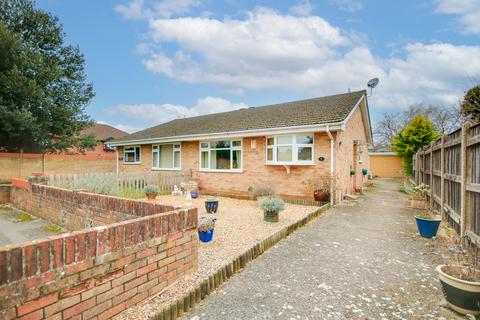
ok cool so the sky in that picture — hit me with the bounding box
[36,0,480,133]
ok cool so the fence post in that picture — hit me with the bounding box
[429,142,434,207]
[460,122,471,237]
[440,136,445,220]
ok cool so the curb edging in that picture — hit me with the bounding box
[150,203,330,320]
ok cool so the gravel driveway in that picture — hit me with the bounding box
[184,178,462,320]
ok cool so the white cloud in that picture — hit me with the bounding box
[434,0,480,34]
[329,0,363,12]
[104,97,249,130]
[290,0,314,16]
[116,0,202,20]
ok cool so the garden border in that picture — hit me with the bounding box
[202,192,326,207]
[149,203,330,320]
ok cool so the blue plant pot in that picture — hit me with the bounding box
[415,216,441,238]
[205,199,219,213]
[198,229,214,243]
[191,191,199,199]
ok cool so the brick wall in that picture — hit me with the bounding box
[0,184,11,204]
[10,181,176,231]
[0,184,198,320]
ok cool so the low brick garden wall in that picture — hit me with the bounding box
[0,179,198,320]
[0,184,10,205]
[10,178,175,231]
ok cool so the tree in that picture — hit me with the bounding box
[374,103,462,149]
[461,85,480,122]
[392,116,439,176]
[0,0,95,153]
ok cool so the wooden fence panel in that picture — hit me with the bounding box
[414,122,480,240]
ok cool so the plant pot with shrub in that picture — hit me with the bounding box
[144,184,160,201]
[350,169,356,175]
[362,168,368,175]
[415,210,441,238]
[253,185,276,205]
[437,264,480,315]
[303,175,335,202]
[260,198,285,222]
[198,215,216,243]
[405,183,429,209]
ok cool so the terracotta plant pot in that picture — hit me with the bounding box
[437,265,480,315]
[313,189,329,202]
[146,193,158,201]
[264,210,279,222]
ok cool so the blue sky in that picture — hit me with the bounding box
[37,0,480,133]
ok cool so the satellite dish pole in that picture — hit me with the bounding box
[367,78,379,97]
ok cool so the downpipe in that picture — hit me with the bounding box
[326,126,334,206]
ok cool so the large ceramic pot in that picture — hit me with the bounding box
[313,189,329,202]
[205,199,219,213]
[264,210,279,222]
[437,265,480,315]
[198,229,214,243]
[415,216,441,238]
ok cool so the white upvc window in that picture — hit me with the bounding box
[199,140,242,172]
[152,143,181,170]
[124,146,141,164]
[266,134,314,165]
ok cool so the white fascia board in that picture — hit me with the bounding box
[109,123,345,147]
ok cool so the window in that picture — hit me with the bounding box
[124,146,141,164]
[152,144,181,170]
[266,134,314,165]
[200,140,242,171]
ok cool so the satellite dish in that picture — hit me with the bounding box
[367,78,379,96]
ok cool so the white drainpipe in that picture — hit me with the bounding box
[115,147,119,176]
[326,126,335,206]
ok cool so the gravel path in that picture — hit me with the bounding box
[115,195,318,319]
[183,178,463,320]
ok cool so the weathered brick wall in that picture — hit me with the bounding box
[0,184,11,204]
[0,200,198,320]
[10,181,175,231]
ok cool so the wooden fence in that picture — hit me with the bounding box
[48,171,191,197]
[414,122,480,240]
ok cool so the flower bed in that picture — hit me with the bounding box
[115,195,327,320]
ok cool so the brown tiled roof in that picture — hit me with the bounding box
[113,90,365,144]
[81,124,127,142]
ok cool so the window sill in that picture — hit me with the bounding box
[199,169,243,173]
[265,162,315,166]
[152,168,181,171]
[123,162,141,165]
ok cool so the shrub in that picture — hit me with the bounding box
[144,184,160,195]
[253,184,276,198]
[74,174,119,196]
[198,215,216,233]
[260,198,285,213]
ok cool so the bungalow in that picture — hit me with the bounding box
[110,90,372,204]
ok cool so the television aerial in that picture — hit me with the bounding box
[367,78,379,97]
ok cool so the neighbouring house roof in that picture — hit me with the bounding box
[111,90,368,145]
[81,124,127,142]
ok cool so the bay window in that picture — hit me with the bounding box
[124,146,140,164]
[200,140,242,171]
[152,144,181,170]
[266,134,314,165]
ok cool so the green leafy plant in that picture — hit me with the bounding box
[248,186,254,193]
[198,216,216,233]
[403,182,430,198]
[392,116,440,176]
[144,184,160,195]
[15,212,32,222]
[260,198,285,213]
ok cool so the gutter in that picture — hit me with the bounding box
[326,125,335,206]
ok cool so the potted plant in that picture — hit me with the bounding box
[198,215,216,243]
[260,198,285,222]
[415,210,441,238]
[303,175,335,202]
[205,198,219,213]
[144,184,160,201]
[248,186,255,200]
[362,168,368,175]
[407,183,429,209]
[350,168,356,175]
[191,191,199,199]
[437,247,480,316]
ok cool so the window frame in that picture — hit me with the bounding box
[151,143,182,171]
[265,134,315,165]
[123,146,141,164]
[199,139,243,173]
